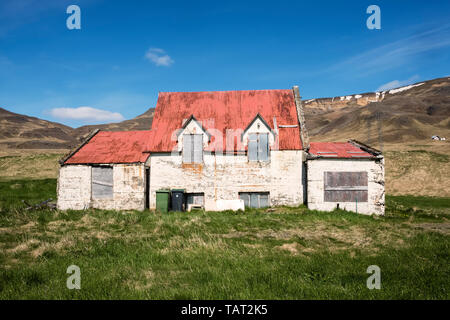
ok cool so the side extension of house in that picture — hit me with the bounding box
[57,131,151,211]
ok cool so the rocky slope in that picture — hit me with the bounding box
[303,77,450,149]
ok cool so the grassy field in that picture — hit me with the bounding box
[0,179,449,299]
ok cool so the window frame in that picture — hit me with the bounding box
[91,166,114,199]
[323,171,368,203]
[182,133,203,164]
[248,133,269,162]
[239,192,270,208]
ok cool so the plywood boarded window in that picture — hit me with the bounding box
[239,192,269,208]
[324,171,368,202]
[186,193,204,206]
[92,166,113,199]
[183,134,203,163]
[248,133,269,161]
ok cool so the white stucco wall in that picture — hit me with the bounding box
[57,165,92,210]
[57,163,147,211]
[306,158,385,215]
[149,150,306,211]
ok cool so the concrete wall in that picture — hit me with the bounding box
[57,163,146,211]
[306,158,385,215]
[149,150,306,211]
[57,165,92,210]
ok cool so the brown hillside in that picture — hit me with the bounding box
[304,77,450,149]
[0,107,78,151]
[74,108,155,138]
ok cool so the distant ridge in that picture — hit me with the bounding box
[0,77,449,153]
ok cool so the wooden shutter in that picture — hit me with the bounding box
[250,193,259,208]
[324,172,368,202]
[239,193,250,207]
[183,134,193,163]
[258,133,269,161]
[186,193,204,205]
[259,193,269,207]
[92,166,113,199]
[248,133,258,161]
[193,134,203,163]
[239,192,269,208]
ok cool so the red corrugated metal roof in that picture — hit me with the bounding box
[65,131,152,164]
[145,89,302,152]
[308,142,374,158]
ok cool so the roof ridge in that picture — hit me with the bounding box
[158,89,292,94]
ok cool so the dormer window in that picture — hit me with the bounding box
[183,134,203,163]
[248,133,269,161]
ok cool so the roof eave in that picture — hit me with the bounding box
[59,129,100,166]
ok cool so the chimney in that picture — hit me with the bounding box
[292,85,310,150]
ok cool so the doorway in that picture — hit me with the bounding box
[145,167,150,209]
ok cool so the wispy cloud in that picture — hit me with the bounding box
[327,24,450,76]
[145,48,174,66]
[50,106,125,122]
[376,75,420,92]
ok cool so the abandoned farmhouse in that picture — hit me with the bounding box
[57,87,385,215]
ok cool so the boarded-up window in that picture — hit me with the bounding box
[239,192,269,208]
[186,193,204,206]
[324,171,368,202]
[248,133,269,161]
[92,166,113,199]
[183,134,203,163]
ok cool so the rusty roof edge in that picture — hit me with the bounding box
[63,160,149,166]
[292,86,309,150]
[306,154,377,160]
[59,129,100,166]
[348,139,383,157]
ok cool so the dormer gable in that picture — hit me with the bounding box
[176,115,210,152]
[241,113,276,148]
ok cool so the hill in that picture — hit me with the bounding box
[0,107,78,152]
[0,107,154,155]
[304,77,450,149]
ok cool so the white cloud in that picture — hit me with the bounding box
[50,106,125,122]
[376,75,420,91]
[145,48,174,66]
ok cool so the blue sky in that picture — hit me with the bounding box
[0,0,449,127]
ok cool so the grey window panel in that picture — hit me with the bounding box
[183,134,193,163]
[324,190,368,202]
[250,193,259,208]
[186,193,204,205]
[324,171,368,202]
[324,172,368,188]
[239,193,250,207]
[183,134,203,163]
[259,193,269,207]
[239,192,270,208]
[258,133,269,161]
[193,134,203,163]
[92,166,113,199]
[248,133,258,161]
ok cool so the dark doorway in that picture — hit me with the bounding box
[145,168,150,209]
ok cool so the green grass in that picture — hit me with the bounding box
[0,179,57,211]
[405,150,449,163]
[0,179,449,299]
